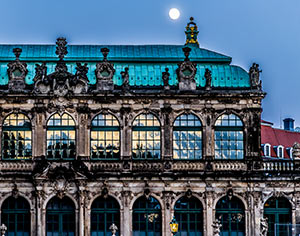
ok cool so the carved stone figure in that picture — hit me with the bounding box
[95,48,115,91]
[73,62,89,93]
[249,63,262,89]
[162,68,170,89]
[204,68,212,90]
[33,38,88,96]
[293,142,300,159]
[177,47,197,90]
[121,67,130,92]
[260,217,268,236]
[109,223,118,236]
[7,48,28,92]
[212,219,222,236]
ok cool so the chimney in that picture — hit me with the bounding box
[283,118,294,131]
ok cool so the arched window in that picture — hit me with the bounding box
[1,196,30,236]
[91,114,120,159]
[216,196,245,236]
[215,114,244,159]
[264,197,292,236]
[46,197,75,236]
[46,113,76,160]
[132,196,162,236]
[132,114,161,159]
[173,114,202,159]
[2,113,31,159]
[174,196,203,235]
[91,196,120,236]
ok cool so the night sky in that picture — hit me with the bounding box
[1,0,299,128]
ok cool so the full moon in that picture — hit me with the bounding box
[169,8,180,20]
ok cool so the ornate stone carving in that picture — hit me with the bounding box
[249,63,262,90]
[33,38,88,96]
[95,48,115,91]
[52,178,70,199]
[7,48,28,92]
[185,17,199,47]
[212,220,222,236]
[260,217,268,236]
[121,67,130,92]
[293,142,300,159]
[204,68,212,90]
[177,47,197,90]
[11,183,19,199]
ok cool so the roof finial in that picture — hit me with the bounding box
[185,17,199,47]
[55,37,68,61]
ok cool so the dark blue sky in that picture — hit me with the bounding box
[1,0,299,128]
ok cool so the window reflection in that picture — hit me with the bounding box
[173,114,202,160]
[47,113,76,160]
[215,114,244,160]
[2,114,32,159]
[132,114,161,159]
[91,114,120,159]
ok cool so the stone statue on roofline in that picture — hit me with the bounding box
[249,63,262,90]
[204,68,212,90]
[177,47,197,90]
[293,142,300,160]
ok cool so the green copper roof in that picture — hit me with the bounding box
[0,45,231,63]
[0,44,251,88]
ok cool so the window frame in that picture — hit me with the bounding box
[132,113,161,160]
[90,113,121,160]
[46,113,76,160]
[214,114,244,160]
[2,113,32,160]
[277,145,284,158]
[264,143,271,157]
[173,113,203,160]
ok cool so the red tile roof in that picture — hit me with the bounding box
[261,123,300,159]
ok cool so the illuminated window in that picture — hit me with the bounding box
[173,114,202,159]
[46,113,76,160]
[132,114,161,159]
[91,114,120,159]
[2,113,32,160]
[215,114,244,160]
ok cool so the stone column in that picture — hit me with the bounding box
[161,106,172,160]
[78,189,86,236]
[252,192,262,236]
[205,190,214,236]
[120,107,132,159]
[163,191,173,236]
[121,190,132,236]
[203,112,213,160]
[78,112,89,158]
[35,113,45,157]
[35,189,45,236]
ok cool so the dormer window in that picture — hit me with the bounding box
[287,147,293,159]
[264,144,271,157]
[277,145,284,158]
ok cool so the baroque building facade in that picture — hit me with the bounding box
[0,18,299,236]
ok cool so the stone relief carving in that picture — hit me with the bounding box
[260,217,268,236]
[7,48,28,93]
[249,63,262,90]
[95,48,115,91]
[33,38,88,96]
[212,220,222,236]
[177,47,197,90]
